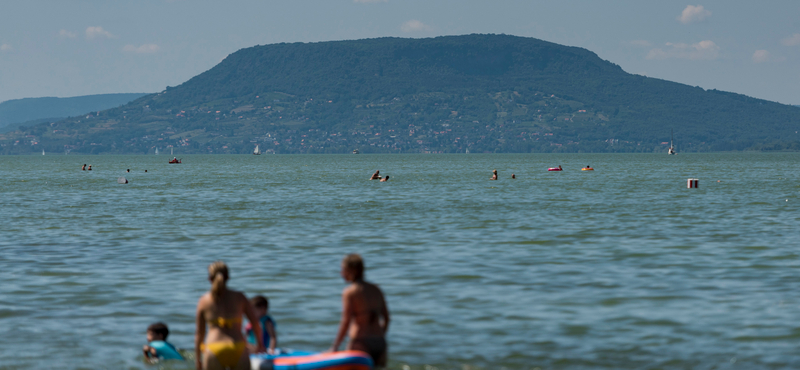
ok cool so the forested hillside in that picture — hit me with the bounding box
[0,93,147,133]
[2,34,799,154]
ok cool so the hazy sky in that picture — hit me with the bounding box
[1,0,799,104]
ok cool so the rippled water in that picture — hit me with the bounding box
[1,153,799,370]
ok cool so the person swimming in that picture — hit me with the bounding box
[380,176,389,182]
[490,170,498,180]
[511,174,516,179]
[329,254,390,367]
[195,261,264,370]
[81,164,86,171]
[87,165,93,171]
[370,170,381,180]
[143,322,184,362]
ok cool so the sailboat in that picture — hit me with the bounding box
[155,147,159,155]
[253,144,261,155]
[42,149,45,156]
[668,129,676,155]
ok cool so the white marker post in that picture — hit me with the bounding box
[687,178,699,188]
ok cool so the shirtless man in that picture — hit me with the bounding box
[490,169,498,180]
[370,170,382,180]
[329,254,390,367]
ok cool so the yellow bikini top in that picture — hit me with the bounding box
[210,316,242,329]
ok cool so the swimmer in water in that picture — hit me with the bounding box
[81,164,86,171]
[143,322,184,362]
[584,165,592,170]
[490,170,498,180]
[329,254,390,367]
[558,165,562,170]
[87,165,93,171]
[195,261,264,370]
[380,176,389,182]
[127,169,130,173]
[511,174,516,179]
[370,170,381,180]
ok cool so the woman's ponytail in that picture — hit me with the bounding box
[208,261,229,300]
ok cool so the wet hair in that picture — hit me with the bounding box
[251,295,269,309]
[208,261,229,300]
[342,254,364,281]
[147,322,169,339]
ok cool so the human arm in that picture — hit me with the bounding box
[195,300,206,370]
[242,294,266,354]
[329,288,353,352]
[266,320,277,354]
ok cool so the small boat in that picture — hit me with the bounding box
[352,149,360,154]
[254,144,261,155]
[251,350,372,370]
[169,158,181,164]
[668,129,676,155]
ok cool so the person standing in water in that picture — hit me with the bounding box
[490,169,498,180]
[370,170,381,180]
[195,261,264,370]
[329,254,390,367]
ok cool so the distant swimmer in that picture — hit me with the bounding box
[370,170,382,180]
[87,165,93,171]
[81,164,86,171]
[380,176,389,182]
[329,254,390,367]
[145,170,148,173]
[511,174,516,179]
[490,169,498,180]
[195,261,264,370]
[582,165,593,171]
[126,169,130,173]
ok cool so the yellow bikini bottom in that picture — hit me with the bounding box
[202,341,247,368]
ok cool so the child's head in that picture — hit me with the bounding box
[147,322,169,342]
[251,295,269,316]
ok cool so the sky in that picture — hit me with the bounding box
[1,0,799,105]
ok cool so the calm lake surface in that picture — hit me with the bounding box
[1,153,799,370]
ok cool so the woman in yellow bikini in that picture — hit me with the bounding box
[195,261,265,370]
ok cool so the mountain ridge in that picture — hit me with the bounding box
[2,34,798,154]
[0,93,148,133]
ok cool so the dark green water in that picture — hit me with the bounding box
[1,153,799,369]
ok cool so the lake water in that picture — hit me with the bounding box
[1,153,799,370]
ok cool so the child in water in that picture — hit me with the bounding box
[143,322,184,362]
[245,295,277,354]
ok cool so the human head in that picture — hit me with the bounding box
[251,295,269,315]
[385,176,389,180]
[147,322,169,341]
[208,261,229,300]
[341,254,364,282]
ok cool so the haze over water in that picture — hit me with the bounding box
[2,153,799,370]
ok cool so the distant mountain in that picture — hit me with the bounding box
[0,93,147,132]
[2,34,799,154]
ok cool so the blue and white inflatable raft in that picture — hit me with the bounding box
[251,350,373,370]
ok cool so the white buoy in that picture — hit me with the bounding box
[687,178,699,188]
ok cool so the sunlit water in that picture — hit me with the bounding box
[1,153,799,370]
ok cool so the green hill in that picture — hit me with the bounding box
[2,34,799,154]
[0,93,148,133]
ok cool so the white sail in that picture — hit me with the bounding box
[155,147,159,155]
[254,145,261,155]
[42,149,45,155]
